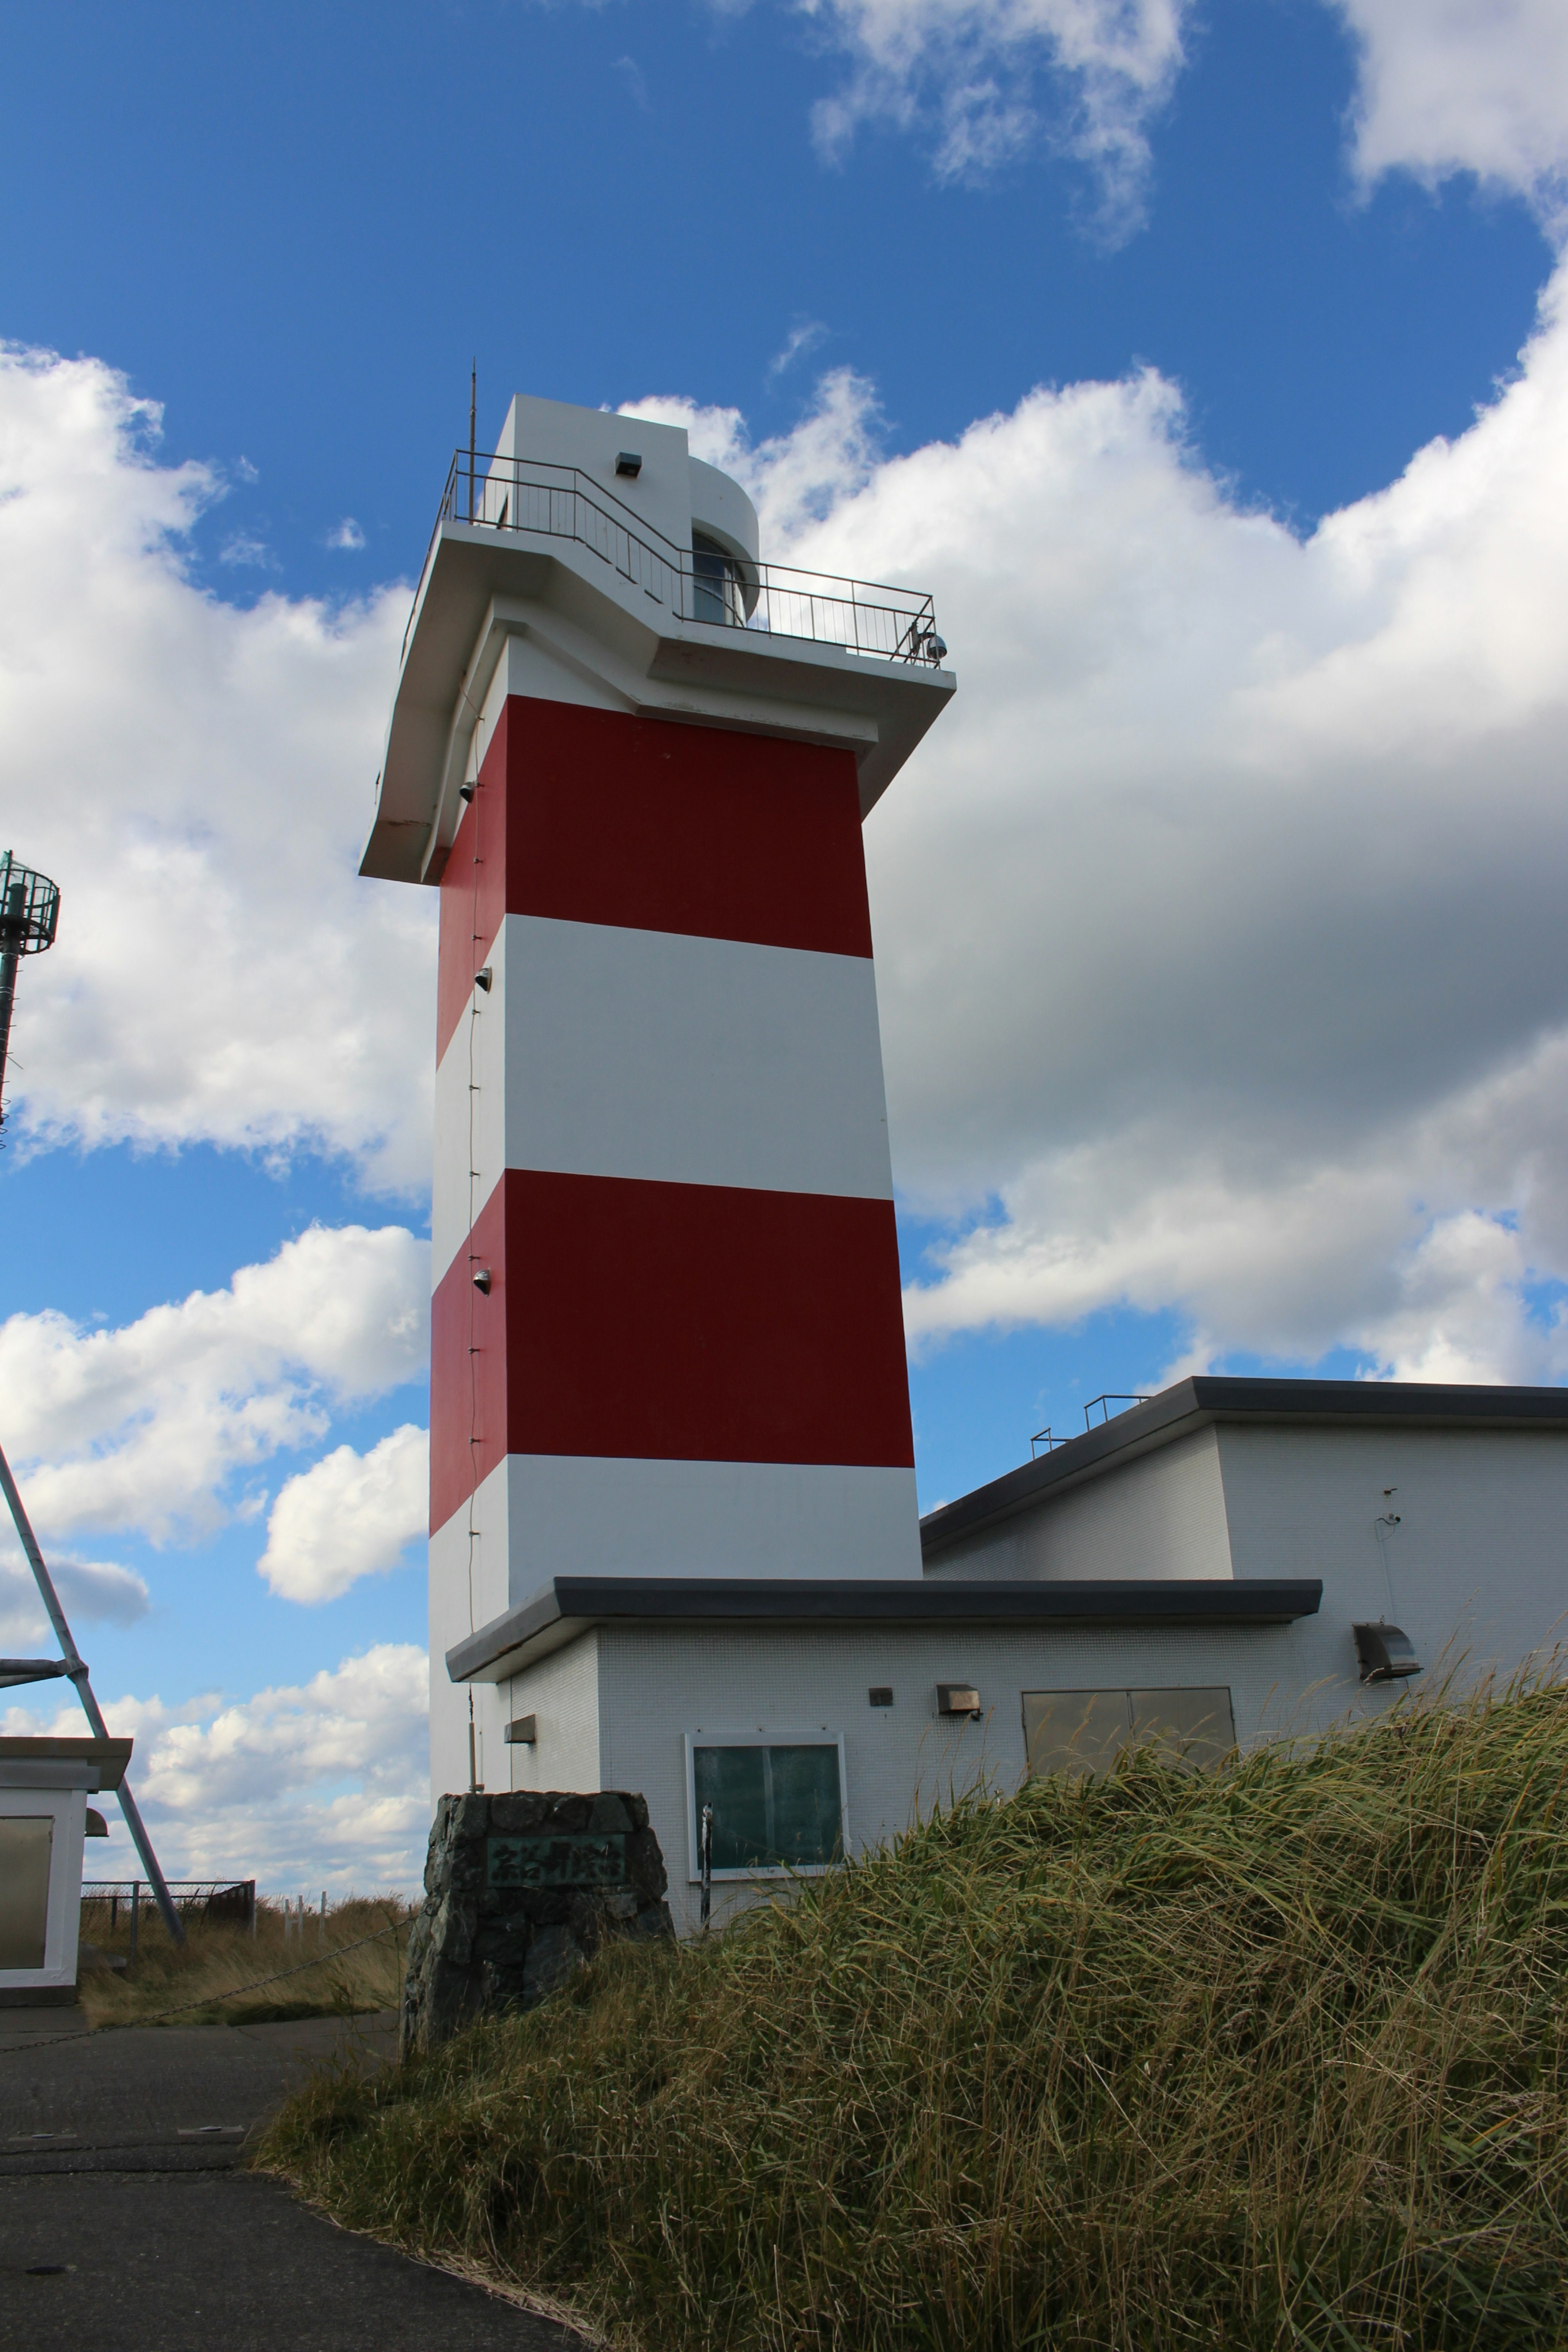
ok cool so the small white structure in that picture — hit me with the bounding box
[0,1736,129,2005]
[446,1378,1568,1932]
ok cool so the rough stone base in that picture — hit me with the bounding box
[401,1789,674,2055]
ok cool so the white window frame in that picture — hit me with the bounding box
[682,1729,849,1883]
[0,1786,87,1991]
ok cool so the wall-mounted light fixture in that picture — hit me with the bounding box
[472,1267,492,1295]
[503,1715,537,1746]
[615,452,642,478]
[936,1684,981,1719]
[1353,1622,1421,1682]
[474,967,492,993]
[459,782,476,804]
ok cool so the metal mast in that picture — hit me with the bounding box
[0,851,185,1943]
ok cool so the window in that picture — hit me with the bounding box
[690,531,745,628]
[1022,1686,1235,1780]
[0,1817,53,1971]
[684,1733,846,1880]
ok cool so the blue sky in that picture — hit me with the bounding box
[0,0,1565,1887]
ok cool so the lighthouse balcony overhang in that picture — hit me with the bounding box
[361,450,956,886]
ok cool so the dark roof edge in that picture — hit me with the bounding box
[920,1375,1568,1559]
[445,1575,1323,1683]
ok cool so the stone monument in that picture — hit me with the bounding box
[402,1788,674,2054]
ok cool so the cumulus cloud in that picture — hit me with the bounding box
[6,1643,428,1890]
[326,515,367,550]
[0,345,432,1190]
[799,0,1189,230]
[1334,0,1568,229]
[627,255,1568,1386]
[258,1423,428,1604]
[0,1223,427,1544]
[0,1552,150,1650]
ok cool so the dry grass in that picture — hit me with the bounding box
[78,1893,413,2028]
[262,1685,1568,2350]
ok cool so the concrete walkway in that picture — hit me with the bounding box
[0,2005,589,2351]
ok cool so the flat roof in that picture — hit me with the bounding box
[921,1374,1568,1560]
[0,1736,133,1788]
[445,1574,1323,1683]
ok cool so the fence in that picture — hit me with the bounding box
[81,1878,256,1960]
[403,448,944,671]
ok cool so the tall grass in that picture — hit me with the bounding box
[262,1686,1568,2349]
[78,1893,412,2028]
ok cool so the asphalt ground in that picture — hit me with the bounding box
[0,2004,588,2351]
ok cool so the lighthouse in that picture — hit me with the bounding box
[363,394,954,1799]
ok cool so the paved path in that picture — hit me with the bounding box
[0,2005,589,2351]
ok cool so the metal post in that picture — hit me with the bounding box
[468,360,477,523]
[0,1439,185,1944]
[129,1882,139,1964]
[699,1802,713,1931]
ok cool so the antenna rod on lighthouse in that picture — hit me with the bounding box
[468,359,477,524]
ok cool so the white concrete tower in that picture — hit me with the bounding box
[362,394,954,1797]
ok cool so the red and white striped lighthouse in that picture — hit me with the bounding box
[363,394,953,1796]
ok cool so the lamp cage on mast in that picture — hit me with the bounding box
[0,849,61,1136]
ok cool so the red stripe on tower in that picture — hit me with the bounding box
[436,701,874,1066]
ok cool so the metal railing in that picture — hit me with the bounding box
[1030,1395,1153,1459]
[403,448,944,671]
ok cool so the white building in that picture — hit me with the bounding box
[445,1376,1568,1933]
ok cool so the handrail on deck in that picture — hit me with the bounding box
[401,448,945,671]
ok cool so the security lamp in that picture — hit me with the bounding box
[459,783,476,803]
[615,452,642,478]
[924,634,948,663]
[472,1267,492,1295]
[474,967,492,993]
[1353,1622,1421,1682]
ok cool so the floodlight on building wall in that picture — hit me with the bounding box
[1353,1622,1421,1682]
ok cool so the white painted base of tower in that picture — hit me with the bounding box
[426,1450,922,1802]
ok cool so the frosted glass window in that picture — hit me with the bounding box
[1022,1687,1235,1781]
[0,1817,53,1970]
[1128,1687,1236,1772]
[693,1743,843,1873]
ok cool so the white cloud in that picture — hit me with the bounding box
[0,1223,427,1544]
[218,531,276,569]
[326,515,367,550]
[1334,0,1568,229]
[798,0,1189,231]
[0,344,433,1191]
[633,257,1568,1387]
[0,1553,150,1650]
[259,1423,428,1605]
[6,1642,429,1891]
[768,319,830,381]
